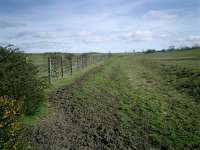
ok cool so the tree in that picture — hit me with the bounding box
[168,45,175,51]
[145,49,156,54]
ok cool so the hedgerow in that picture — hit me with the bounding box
[0,46,47,115]
[0,97,21,149]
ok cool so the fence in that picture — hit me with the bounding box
[29,53,109,84]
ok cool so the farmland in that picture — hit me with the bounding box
[1,0,199,149]
[19,49,200,149]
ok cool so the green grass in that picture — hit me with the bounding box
[140,49,200,101]
[46,64,98,93]
[63,52,200,149]
[27,54,49,77]
[20,101,49,125]
[20,54,102,125]
[151,49,200,58]
[148,49,200,71]
[22,50,200,149]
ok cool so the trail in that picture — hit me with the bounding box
[23,56,200,150]
[23,64,126,150]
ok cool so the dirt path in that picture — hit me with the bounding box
[23,64,128,150]
[23,56,200,150]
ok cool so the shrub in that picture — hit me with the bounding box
[0,97,21,149]
[0,46,46,115]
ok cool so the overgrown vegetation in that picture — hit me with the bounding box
[0,46,47,115]
[0,97,21,149]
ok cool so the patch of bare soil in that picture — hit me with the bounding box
[22,66,132,150]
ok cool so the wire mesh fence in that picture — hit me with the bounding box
[28,53,109,84]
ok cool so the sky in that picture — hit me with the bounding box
[0,0,199,53]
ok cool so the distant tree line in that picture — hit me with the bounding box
[143,44,200,54]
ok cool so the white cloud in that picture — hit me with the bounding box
[0,20,26,29]
[121,30,167,42]
[186,35,200,42]
[17,41,72,52]
[0,0,199,52]
[13,30,168,44]
[171,35,200,48]
[145,10,177,20]
[11,31,114,44]
[34,32,71,38]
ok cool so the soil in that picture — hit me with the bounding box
[22,65,132,150]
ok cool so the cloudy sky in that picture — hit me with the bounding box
[0,0,199,53]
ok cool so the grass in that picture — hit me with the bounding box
[20,54,103,125]
[46,64,98,93]
[141,49,200,101]
[55,52,200,149]
[22,50,200,149]
[27,54,49,77]
[20,101,49,125]
[151,49,200,58]
[149,49,200,71]
[125,55,200,149]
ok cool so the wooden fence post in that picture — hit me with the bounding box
[48,56,52,84]
[70,57,73,75]
[76,56,79,70]
[81,55,84,68]
[85,55,88,67]
[60,56,64,78]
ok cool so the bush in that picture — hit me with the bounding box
[0,97,21,149]
[0,46,46,115]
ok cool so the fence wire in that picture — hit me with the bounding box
[29,53,109,84]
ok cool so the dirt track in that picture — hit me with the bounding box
[23,65,133,150]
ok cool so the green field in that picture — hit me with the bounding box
[149,49,200,71]
[22,49,200,149]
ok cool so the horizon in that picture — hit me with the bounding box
[0,0,199,53]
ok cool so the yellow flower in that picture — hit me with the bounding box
[13,110,16,115]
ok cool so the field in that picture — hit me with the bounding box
[21,49,200,149]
